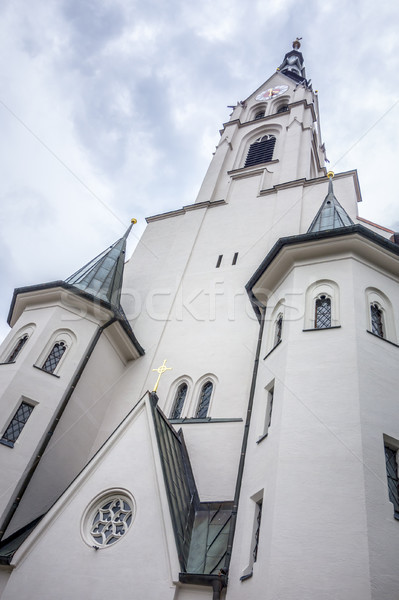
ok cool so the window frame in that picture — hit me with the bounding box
[195,380,214,419]
[0,324,35,365]
[170,382,188,420]
[304,280,340,331]
[35,329,75,376]
[0,399,35,448]
[365,288,396,343]
[383,437,399,520]
[244,134,276,168]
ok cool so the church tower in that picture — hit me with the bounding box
[1,41,399,600]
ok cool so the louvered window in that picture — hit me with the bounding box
[42,341,67,373]
[170,383,188,419]
[6,334,28,363]
[315,295,331,329]
[196,381,213,418]
[1,402,34,447]
[244,135,276,168]
[385,444,399,518]
[371,303,384,338]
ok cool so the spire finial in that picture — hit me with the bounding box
[123,218,137,240]
[293,37,302,50]
[327,171,334,179]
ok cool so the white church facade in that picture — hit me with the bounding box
[0,41,399,599]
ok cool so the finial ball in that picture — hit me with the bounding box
[327,171,334,179]
[131,218,137,224]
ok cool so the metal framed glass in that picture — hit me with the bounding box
[1,402,34,446]
[6,335,29,363]
[274,314,283,346]
[170,383,188,419]
[83,492,135,549]
[385,445,399,518]
[42,341,66,373]
[371,303,384,338]
[196,381,213,419]
[315,295,331,329]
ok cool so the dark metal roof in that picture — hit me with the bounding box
[65,223,133,307]
[308,178,354,232]
[0,516,43,564]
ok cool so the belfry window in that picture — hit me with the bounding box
[315,295,331,329]
[6,334,28,363]
[244,135,276,168]
[384,444,399,519]
[371,303,384,338]
[42,341,67,374]
[170,383,188,419]
[196,381,213,418]
[1,401,34,447]
[277,105,288,113]
[254,110,265,120]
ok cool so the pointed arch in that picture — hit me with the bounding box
[1,324,35,364]
[244,135,276,168]
[195,381,213,419]
[170,382,188,419]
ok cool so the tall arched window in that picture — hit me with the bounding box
[6,334,29,363]
[170,383,188,419]
[274,314,283,346]
[42,341,67,374]
[196,381,213,419]
[370,303,384,338]
[315,295,331,329]
[244,135,276,167]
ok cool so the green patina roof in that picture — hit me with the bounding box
[308,178,354,233]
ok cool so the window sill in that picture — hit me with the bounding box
[366,330,399,348]
[302,325,341,332]
[228,159,279,179]
[256,432,268,444]
[263,339,282,360]
[240,570,253,582]
[0,439,14,448]
[33,365,60,378]
[169,417,243,424]
[0,361,16,366]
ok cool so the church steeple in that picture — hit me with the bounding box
[277,38,307,84]
[65,220,136,308]
[308,172,354,233]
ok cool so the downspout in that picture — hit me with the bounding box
[223,305,266,574]
[0,317,117,540]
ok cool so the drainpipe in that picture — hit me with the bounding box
[223,305,266,573]
[0,317,117,540]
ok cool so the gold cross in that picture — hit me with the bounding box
[152,359,172,392]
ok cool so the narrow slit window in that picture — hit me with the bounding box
[6,334,28,363]
[371,303,384,338]
[265,386,274,433]
[1,402,34,447]
[42,341,67,374]
[196,381,213,419]
[244,135,276,168]
[315,295,331,329]
[216,255,223,268]
[384,444,399,518]
[170,383,188,419]
[232,252,238,265]
[252,499,263,563]
[274,314,283,346]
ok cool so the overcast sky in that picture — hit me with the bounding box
[0,0,398,340]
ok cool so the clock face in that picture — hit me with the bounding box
[255,85,288,101]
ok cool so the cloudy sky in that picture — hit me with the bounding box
[0,0,398,339]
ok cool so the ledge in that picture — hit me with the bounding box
[33,365,60,378]
[0,361,16,366]
[169,417,243,424]
[0,439,14,449]
[256,432,268,445]
[263,339,282,360]
[366,330,399,348]
[179,572,228,589]
[240,570,253,582]
[302,326,341,332]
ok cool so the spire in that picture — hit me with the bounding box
[65,219,136,308]
[308,173,354,233]
[277,38,307,84]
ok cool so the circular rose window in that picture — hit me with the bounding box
[83,491,135,548]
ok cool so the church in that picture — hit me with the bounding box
[0,40,399,599]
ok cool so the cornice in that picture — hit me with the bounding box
[146,199,227,223]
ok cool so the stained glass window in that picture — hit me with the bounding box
[42,341,66,373]
[274,314,283,346]
[371,303,384,338]
[89,495,134,547]
[244,135,276,168]
[196,381,213,419]
[315,295,331,329]
[385,445,399,518]
[1,402,34,447]
[6,335,28,363]
[170,383,188,419]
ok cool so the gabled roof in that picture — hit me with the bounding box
[65,221,134,308]
[308,176,354,232]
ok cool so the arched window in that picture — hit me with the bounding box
[370,303,384,338]
[244,135,276,168]
[42,341,67,374]
[196,381,213,419]
[254,110,265,120]
[277,105,288,113]
[170,383,188,419]
[6,334,29,363]
[274,314,283,346]
[315,295,331,329]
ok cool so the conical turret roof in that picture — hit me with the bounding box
[65,221,134,308]
[308,176,354,233]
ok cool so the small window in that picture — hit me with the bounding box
[384,443,399,518]
[5,334,28,363]
[170,383,188,419]
[232,252,238,265]
[216,255,223,268]
[244,135,276,168]
[252,499,263,563]
[265,386,274,433]
[277,105,288,113]
[42,341,67,374]
[196,381,213,418]
[274,314,283,346]
[371,303,384,338]
[254,111,265,120]
[315,295,331,329]
[1,402,34,447]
